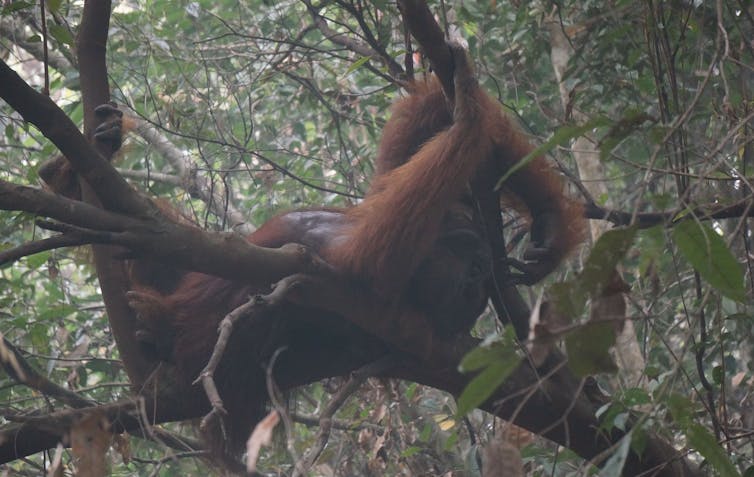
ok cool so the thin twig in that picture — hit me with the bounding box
[39,0,50,95]
[294,355,399,475]
[196,275,299,430]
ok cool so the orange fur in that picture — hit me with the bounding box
[330,76,496,293]
[331,48,584,294]
[47,47,586,461]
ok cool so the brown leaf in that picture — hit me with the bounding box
[113,433,131,464]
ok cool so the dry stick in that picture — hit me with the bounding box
[293,377,366,476]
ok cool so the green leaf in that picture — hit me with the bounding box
[667,394,695,425]
[599,111,654,161]
[564,321,618,377]
[401,446,421,458]
[344,56,372,76]
[25,251,50,270]
[672,220,745,302]
[459,326,518,372]
[37,303,76,321]
[1,1,34,15]
[495,116,610,188]
[49,24,74,46]
[404,382,418,400]
[621,388,651,407]
[29,323,49,350]
[549,227,635,321]
[686,423,741,477]
[459,341,510,372]
[418,422,431,442]
[456,351,521,416]
[597,403,626,431]
[549,280,585,318]
[631,426,648,457]
[444,430,460,452]
[46,0,62,13]
[580,226,637,297]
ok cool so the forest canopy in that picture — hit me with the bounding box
[0,1,752,476]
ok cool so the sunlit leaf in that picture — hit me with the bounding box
[401,446,421,458]
[24,251,50,270]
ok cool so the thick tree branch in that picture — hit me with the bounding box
[0,232,88,266]
[0,181,325,285]
[397,0,454,96]
[0,181,141,231]
[0,399,203,465]
[0,4,702,475]
[0,60,147,216]
[73,0,160,386]
[0,338,94,409]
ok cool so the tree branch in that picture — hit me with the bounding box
[585,197,754,227]
[397,0,454,96]
[0,60,147,216]
[0,233,89,266]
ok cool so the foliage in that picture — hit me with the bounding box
[0,0,753,475]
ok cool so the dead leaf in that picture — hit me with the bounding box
[113,433,131,464]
